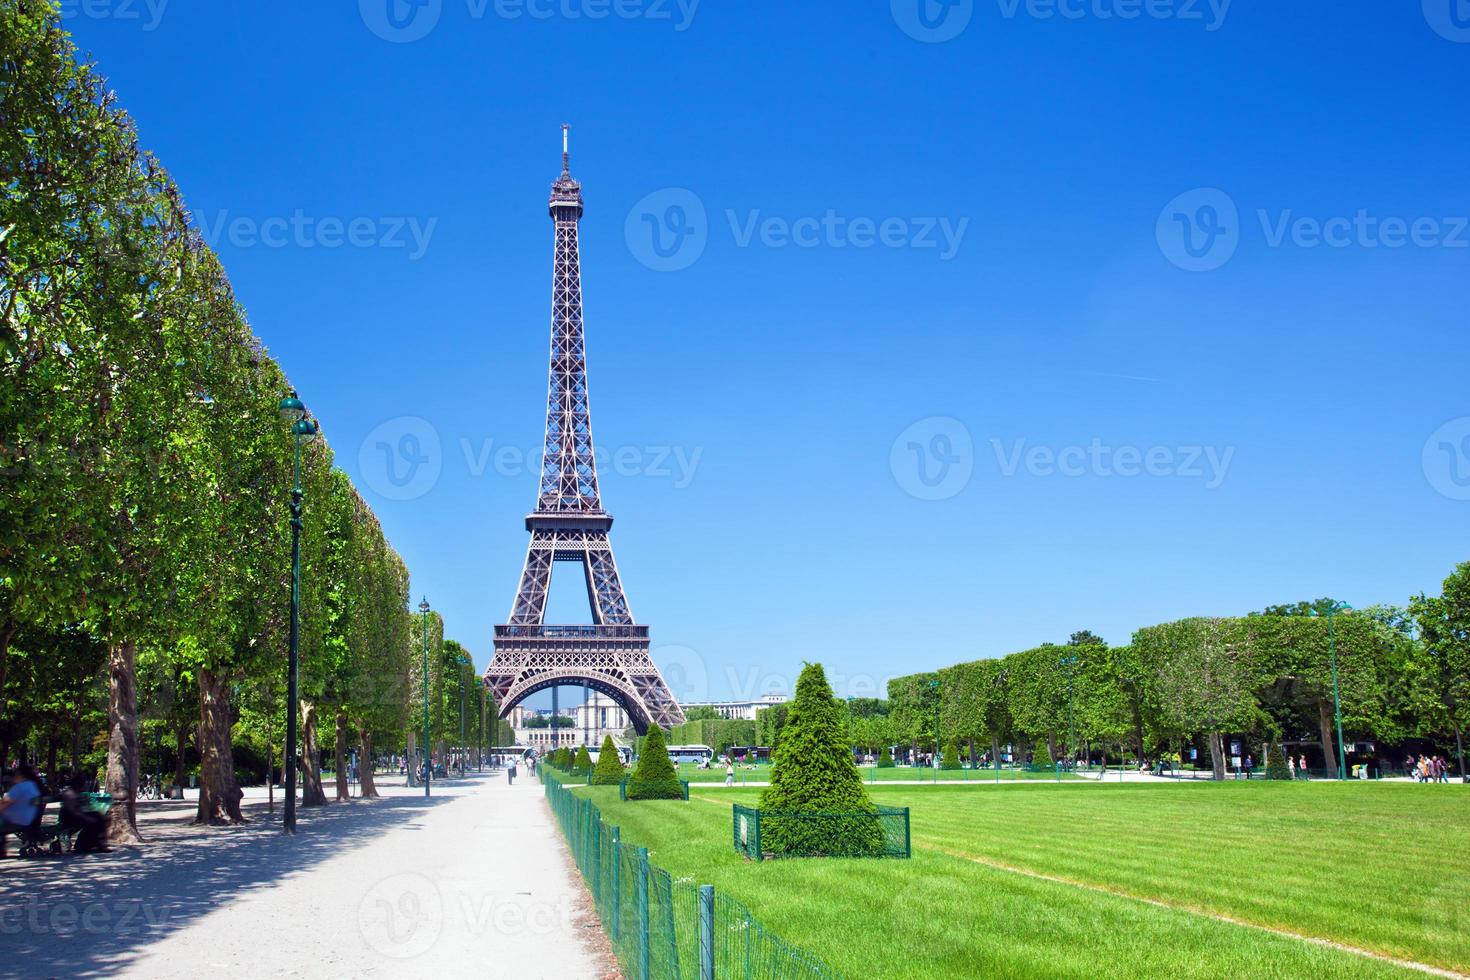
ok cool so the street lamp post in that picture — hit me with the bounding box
[459,655,466,777]
[277,392,318,834]
[420,597,431,797]
[1311,601,1353,780]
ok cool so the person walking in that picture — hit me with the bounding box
[507,759,517,785]
[724,758,735,788]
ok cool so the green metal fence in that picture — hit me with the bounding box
[542,770,841,979]
[731,804,910,861]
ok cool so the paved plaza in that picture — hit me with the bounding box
[0,773,608,979]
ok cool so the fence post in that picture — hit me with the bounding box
[637,846,650,980]
[611,827,622,943]
[699,884,715,980]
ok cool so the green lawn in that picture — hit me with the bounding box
[567,780,1469,978]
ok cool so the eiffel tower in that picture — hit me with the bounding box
[484,128,685,738]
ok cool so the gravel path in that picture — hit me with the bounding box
[0,773,610,979]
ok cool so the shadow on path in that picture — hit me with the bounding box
[0,776,488,977]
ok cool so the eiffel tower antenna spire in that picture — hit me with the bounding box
[561,123,570,175]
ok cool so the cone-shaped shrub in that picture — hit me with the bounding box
[626,725,684,800]
[1032,743,1054,769]
[553,746,571,770]
[592,735,625,785]
[876,745,895,768]
[1264,742,1291,780]
[941,739,961,770]
[575,745,594,775]
[758,663,882,856]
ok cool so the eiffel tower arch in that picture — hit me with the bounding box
[484,128,686,738]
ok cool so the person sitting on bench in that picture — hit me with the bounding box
[59,774,109,854]
[0,764,44,858]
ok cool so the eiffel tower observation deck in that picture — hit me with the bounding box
[484,128,685,737]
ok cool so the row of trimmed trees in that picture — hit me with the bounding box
[887,563,1470,779]
[0,2,510,838]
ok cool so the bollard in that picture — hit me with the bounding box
[610,828,622,943]
[699,884,715,980]
[637,846,650,980]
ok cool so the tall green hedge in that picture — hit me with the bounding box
[668,718,758,755]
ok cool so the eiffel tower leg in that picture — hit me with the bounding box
[509,532,553,625]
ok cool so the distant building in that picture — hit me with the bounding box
[679,693,788,722]
[508,693,629,751]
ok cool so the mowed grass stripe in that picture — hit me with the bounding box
[912,837,1466,979]
[586,785,1426,978]
[872,782,1470,973]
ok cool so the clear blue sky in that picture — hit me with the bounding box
[67,1,1470,702]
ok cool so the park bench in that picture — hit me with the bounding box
[4,799,77,858]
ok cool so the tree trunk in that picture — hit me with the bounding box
[1317,699,1339,778]
[45,735,57,783]
[334,711,350,801]
[174,723,189,790]
[990,734,1000,769]
[1207,732,1226,780]
[406,730,420,787]
[1130,701,1146,763]
[195,669,246,824]
[1453,720,1465,782]
[69,714,83,774]
[300,700,328,806]
[1046,732,1058,763]
[359,730,379,798]
[105,640,142,843]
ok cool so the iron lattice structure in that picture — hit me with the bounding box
[485,130,685,735]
